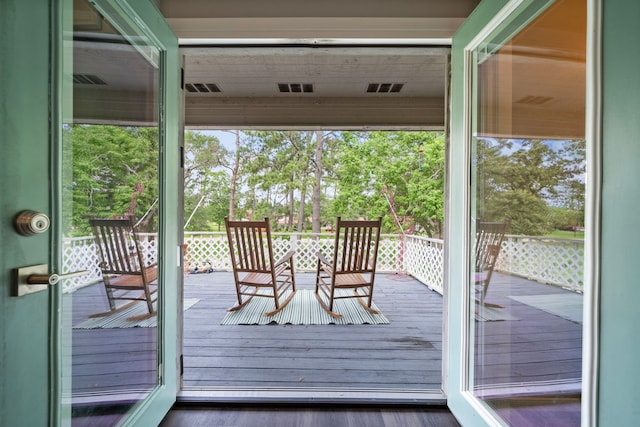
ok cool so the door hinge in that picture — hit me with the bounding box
[180,354,184,376]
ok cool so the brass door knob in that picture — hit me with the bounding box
[14,210,50,236]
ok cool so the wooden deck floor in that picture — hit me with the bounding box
[67,290,158,396]
[473,272,583,390]
[182,272,444,391]
[69,271,582,407]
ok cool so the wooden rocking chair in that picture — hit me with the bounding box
[89,218,158,321]
[475,220,509,307]
[314,217,382,318]
[224,217,296,316]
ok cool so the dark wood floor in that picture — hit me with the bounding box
[159,404,461,427]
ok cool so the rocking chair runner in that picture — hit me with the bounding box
[314,217,382,318]
[475,220,509,306]
[89,218,158,321]
[224,217,296,316]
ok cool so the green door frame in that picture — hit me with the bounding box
[54,0,181,424]
[447,3,510,425]
[115,1,182,419]
[446,0,600,425]
[0,1,54,425]
[0,0,178,425]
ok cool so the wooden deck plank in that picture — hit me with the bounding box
[472,272,583,389]
[180,272,444,390]
[68,270,583,399]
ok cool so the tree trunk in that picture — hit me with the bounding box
[312,130,323,233]
[297,187,306,232]
[288,186,295,231]
[249,189,256,220]
[228,131,241,220]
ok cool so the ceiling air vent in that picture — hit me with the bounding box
[185,83,221,93]
[516,95,553,105]
[278,83,314,93]
[366,83,404,93]
[73,74,107,85]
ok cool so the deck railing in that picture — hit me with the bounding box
[496,235,584,291]
[61,232,583,294]
[183,232,404,272]
[61,233,157,293]
[404,235,445,293]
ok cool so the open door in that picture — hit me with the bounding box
[448,0,596,425]
[55,0,180,425]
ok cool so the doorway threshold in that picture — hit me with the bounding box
[178,387,446,405]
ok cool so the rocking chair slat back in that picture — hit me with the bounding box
[224,217,297,316]
[227,219,273,272]
[89,217,157,320]
[334,218,381,274]
[475,220,509,300]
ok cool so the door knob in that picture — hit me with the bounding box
[13,264,90,297]
[14,210,50,236]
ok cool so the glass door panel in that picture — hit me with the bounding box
[468,0,586,425]
[61,0,160,423]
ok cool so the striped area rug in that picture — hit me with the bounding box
[73,298,200,329]
[221,289,389,325]
[475,304,518,322]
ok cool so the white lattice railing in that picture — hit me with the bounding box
[183,232,403,273]
[404,235,445,294]
[61,233,157,293]
[61,231,584,295]
[496,235,584,291]
[62,236,102,291]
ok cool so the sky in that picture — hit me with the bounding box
[196,129,237,150]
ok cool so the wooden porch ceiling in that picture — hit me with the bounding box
[159,0,481,128]
[73,0,585,134]
[181,46,451,129]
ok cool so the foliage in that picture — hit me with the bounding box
[66,127,585,240]
[475,138,585,235]
[65,125,159,236]
[333,131,445,236]
[547,229,584,240]
[238,131,342,231]
[183,131,229,230]
[242,131,314,227]
[186,130,445,235]
[547,206,584,232]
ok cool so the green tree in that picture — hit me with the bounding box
[183,131,229,230]
[183,129,446,237]
[68,124,159,235]
[476,138,585,235]
[333,131,445,236]
[243,131,318,230]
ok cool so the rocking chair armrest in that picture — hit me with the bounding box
[274,250,295,267]
[315,251,333,268]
